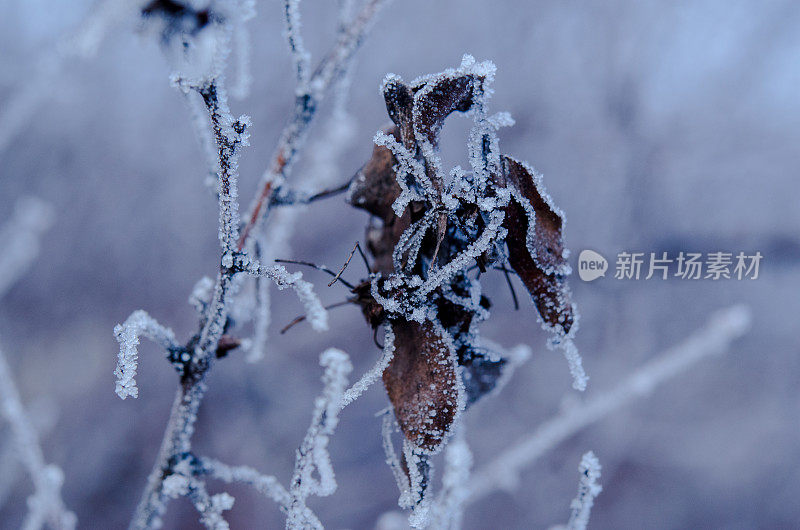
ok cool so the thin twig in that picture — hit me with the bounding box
[237,0,390,250]
[280,300,354,334]
[497,264,520,310]
[328,242,360,286]
[270,178,355,207]
[354,240,371,273]
[274,259,356,289]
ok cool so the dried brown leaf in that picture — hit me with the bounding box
[501,156,574,335]
[383,320,460,452]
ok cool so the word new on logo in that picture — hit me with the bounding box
[578,250,608,282]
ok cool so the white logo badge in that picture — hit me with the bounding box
[578,250,608,282]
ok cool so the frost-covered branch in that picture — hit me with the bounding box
[563,451,602,530]
[339,326,395,408]
[283,0,311,90]
[238,0,391,248]
[114,2,384,526]
[236,256,329,332]
[113,310,178,400]
[0,201,75,529]
[287,349,352,529]
[196,457,291,507]
[0,343,76,530]
[190,80,251,257]
[467,304,752,502]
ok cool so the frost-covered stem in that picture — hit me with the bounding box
[283,0,311,90]
[236,256,328,332]
[340,325,395,408]
[286,349,352,529]
[131,383,206,530]
[565,452,602,530]
[196,457,291,507]
[0,343,75,530]
[114,310,178,400]
[238,0,390,249]
[427,430,472,530]
[467,304,752,502]
[193,270,236,371]
[197,81,249,256]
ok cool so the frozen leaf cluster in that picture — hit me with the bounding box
[345,55,582,515]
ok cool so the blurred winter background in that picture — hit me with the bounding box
[0,0,798,528]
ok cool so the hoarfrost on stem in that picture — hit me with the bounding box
[565,451,602,530]
[113,310,179,400]
[287,349,352,529]
[118,1,388,525]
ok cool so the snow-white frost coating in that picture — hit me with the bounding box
[565,451,602,530]
[239,258,329,332]
[427,431,473,530]
[113,310,178,400]
[340,326,396,408]
[286,349,352,529]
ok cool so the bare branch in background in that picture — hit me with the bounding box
[0,200,75,529]
[0,0,145,156]
[467,304,752,503]
[0,198,54,296]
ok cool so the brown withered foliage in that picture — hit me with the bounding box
[344,55,581,490]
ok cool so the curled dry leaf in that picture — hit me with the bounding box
[500,156,574,336]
